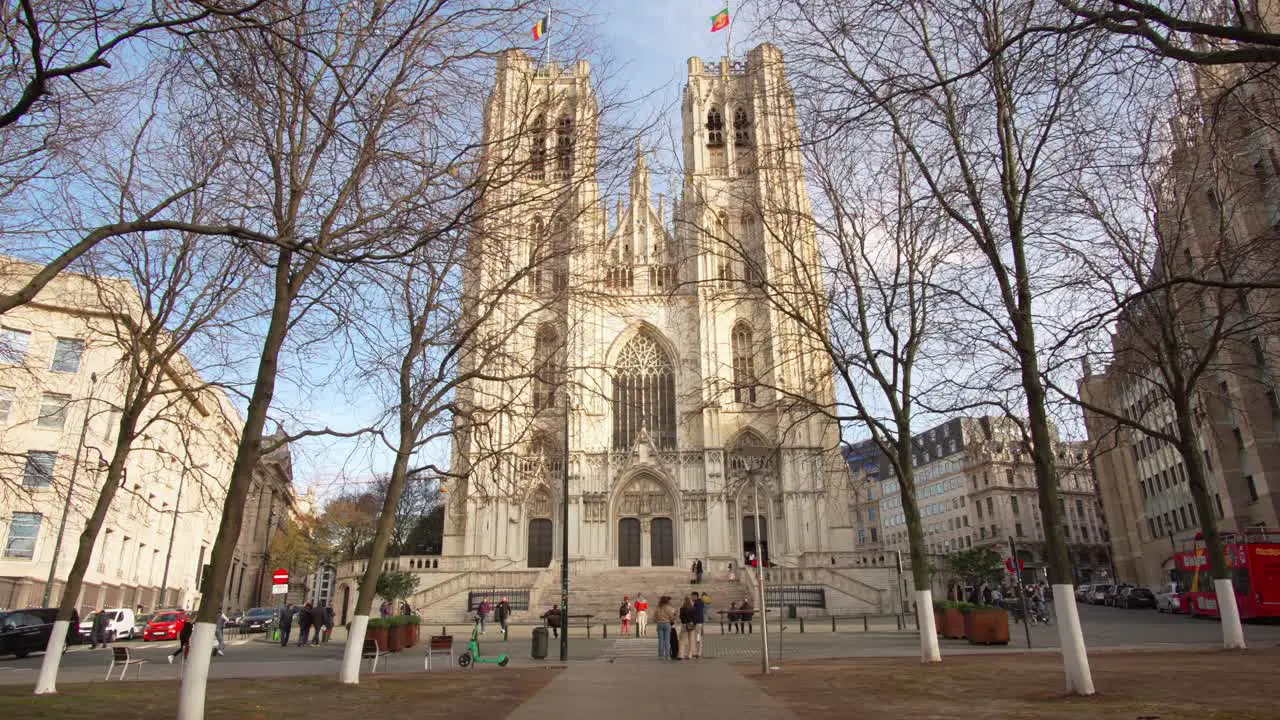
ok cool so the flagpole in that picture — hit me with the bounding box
[543,4,554,66]
[725,0,734,60]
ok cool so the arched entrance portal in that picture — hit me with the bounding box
[614,473,677,567]
[618,518,641,566]
[742,514,769,566]
[526,486,554,568]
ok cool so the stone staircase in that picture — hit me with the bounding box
[562,567,749,623]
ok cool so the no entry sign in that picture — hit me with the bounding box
[1005,557,1024,573]
[273,568,289,585]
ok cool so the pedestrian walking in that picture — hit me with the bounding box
[477,598,491,634]
[278,604,294,647]
[619,596,632,636]
[677,596,696,660]
[695,559,704,584]
[297,602,313,647]
[89,607,108,649]
[310,601,325,645]
[168,614,192,663]
[653,595,676,660]
[322,601,335,643]
[495,597,512,641]
[214,607,227,655]
[738,598,753,634]
[634,594,649,637]
[691,592,706,659]
[67,608,80,647]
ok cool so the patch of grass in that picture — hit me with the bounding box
[0,668,560,720]
[749,648,1280,720]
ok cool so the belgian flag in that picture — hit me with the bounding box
[532,14,550,41]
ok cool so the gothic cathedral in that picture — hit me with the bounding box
[442,44,855,574]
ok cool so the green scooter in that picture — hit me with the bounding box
[458,616,509,668]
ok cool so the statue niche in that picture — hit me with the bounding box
[616,474,672,518]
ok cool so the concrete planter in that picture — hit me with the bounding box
[964,608,1009,645]
[940,607,967,639]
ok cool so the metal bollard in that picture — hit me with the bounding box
[864,615,870,632]
[832,616,837,632]
[799,617,805,633]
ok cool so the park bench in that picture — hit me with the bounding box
[717,609,756,634]
[106,646,147,680]
[362,636,391,673]
[424,634,453,670]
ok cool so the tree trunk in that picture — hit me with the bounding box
[178,252,296,720]
[896,437,941,663]
[1172,393,1245,648]
[34,407,140,694]
[340,447,414,684]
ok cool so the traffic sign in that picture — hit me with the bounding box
[273,568,289,585]
[1005,557,1024,573]
[271,584,288,595]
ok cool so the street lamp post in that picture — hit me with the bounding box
[158,468,187,608]
[560,387,570,661]
[43,373,99,607]
[748,469,770,674]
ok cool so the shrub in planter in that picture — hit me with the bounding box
[964,605,1009,645]
[385,616,409,652]
[366,618,391,652]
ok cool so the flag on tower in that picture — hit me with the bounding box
[533,14,550,40]
[710,7,730,32]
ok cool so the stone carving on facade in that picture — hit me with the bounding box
[527,487,552,518]
[681,491,707,521]
[616,474,673,517]
[583,492,608,522]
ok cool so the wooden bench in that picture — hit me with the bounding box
[106,646,147,680]
[717,609,756,634]
[424,634,453,670]
[540,614,595,637]
[362,637,391,673]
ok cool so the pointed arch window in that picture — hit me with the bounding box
[706,108,725,147]
[612,332,677,450]
[555,115,574,178]
[529,114,547,179]
[742,212,762,284]
[529,217,549,293]
[732,322,757,403]
[533,324,561,410]
[733,107,751,147]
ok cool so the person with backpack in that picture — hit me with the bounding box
[477,598,492,634]
[619,596,632,636]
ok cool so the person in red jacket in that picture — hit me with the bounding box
[634,594,650,637]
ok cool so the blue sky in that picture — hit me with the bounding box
[289,1,758,500]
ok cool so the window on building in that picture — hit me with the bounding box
[4,512,41,558]
[1015,523,1024,537]
[731,322,757,403]
[0,326,31,364]
[36,392,70,430]
[965,536,972,548]
[979,527,987,539]
[1215,493,1224,518]
[990,523,998,537]
[529,114,546,179]
[867,507,877,522]
[1081,525,1089,541]
[1148,517,1156,538]
[0,386,12,422]
[963,515,969,527]
[1075,499,1085,519]
[976,502,984,520]
[555,115,574,177]
[986,497,994,516]
[532,325,561,410]
[706,108,725,146]
[22,451,56,488]
[1204,450,1213,472]
[1179,505,1190,529]
[733,106,751,147]
[612,332,677,450]
[50,338,85,373]
[1139,480,1148,499]
[1005,469,1014,485]
[1188,503,1197,525]
[870,528,878,542]
[857,528,866,545]
[1246,475,1258,503]
[1011,496,1020,514]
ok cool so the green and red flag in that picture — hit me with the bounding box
[710,7,730,32]
[533,14,550,40]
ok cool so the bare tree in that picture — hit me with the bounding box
[1055,0,1280,65]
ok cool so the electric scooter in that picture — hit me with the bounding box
[458,615,510,668]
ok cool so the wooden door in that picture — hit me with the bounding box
[618,518,641,567]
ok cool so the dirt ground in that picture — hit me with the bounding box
[0,667,560,720]
[751,648,1280,720]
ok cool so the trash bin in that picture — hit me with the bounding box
[531,626,548,659]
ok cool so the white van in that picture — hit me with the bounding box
[78,608,137,641]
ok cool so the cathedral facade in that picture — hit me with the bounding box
[442,44,854,574]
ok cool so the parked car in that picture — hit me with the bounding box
[1104,584,1132,607]
[142,610,187,642]
[132,613,152,638]
[240,607,276,634]
[78,608,137,642]
[1075,584,1092,602]
[0,608,82,658]
[1090,584,1114,604]
[1156,583,1183,613]
[1121,587,1158,609]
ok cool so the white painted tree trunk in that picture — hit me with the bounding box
[177,623,216,720]
[33,621,69,694]
[339,615,369,684]
[914,589,941,663]
[1214,578,1246,649]
[1051,584,1094,695]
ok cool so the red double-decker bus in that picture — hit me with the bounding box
[1172,529,1280,620]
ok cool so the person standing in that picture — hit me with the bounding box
[89,608,107,649]
[738,598,753,634]
[618,596,632,636]
[278,604,294,647]
[214,607,227,656]
[677,596,695,660]
[652,596,676,660]
[695,560,704,585]
[477,598,491,634]
[495,597,512,641]
[67,608,81,647]
[691,592,706,659]
[296,602,313,647]
[322,601,336,643]
[634,594,649,637]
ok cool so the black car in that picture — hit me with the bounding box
[0,608,82,658]
[241,607,276,633]
[1121,587,1158,609]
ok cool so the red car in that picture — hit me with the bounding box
[142,610,186,642]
